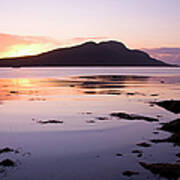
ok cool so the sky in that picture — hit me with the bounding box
[0,0,180,64]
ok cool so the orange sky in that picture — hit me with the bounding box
[0,33,111,58]
[0,0,180,62]
[0,33,180,65]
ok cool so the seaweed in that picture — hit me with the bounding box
[110,112,159,122]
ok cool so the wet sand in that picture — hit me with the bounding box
[0,67,180,180]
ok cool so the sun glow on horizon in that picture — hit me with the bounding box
[0,43,58,58]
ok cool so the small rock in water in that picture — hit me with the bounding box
[37,120,64,124]
[0,147,14,154]
[132,150,143,158]
[153,131,159,135]
[132,150,143,154]
[151,94,159,97]
[10,91,18,94]
[86,120,95,124]
[116,153,123,157]
[122,170,139,177]
[0,159,15,167]
[127,93,135,96]
[96,117,109,121]
[137,142,151,147]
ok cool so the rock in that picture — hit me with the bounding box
[137,142,151,147]
[176,153,180,158]
[151,94,159,96]
[86,112,92,115]
[116,153,123,157]
[161,119,180,133]
[166,132,180,146]
[86,120,95,124]
[132,150,143,157]
[151,119,180,146]
[140,162,180,179]
[10,91,18,94]
[153,131,159,134]
[0,147,14,154]
[137,153,143,158]
[132,150,143,154]
[0,159,15,167]
[37,120,64,124]
[85,91,96,94]
[154,100,180,114]
[96,117,109,121]
[110,112,159,122]
[122,170,139,177]
[127,93,135,96]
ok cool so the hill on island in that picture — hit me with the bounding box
[0,41,171,67]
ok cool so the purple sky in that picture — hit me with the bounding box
[0,0,180,61]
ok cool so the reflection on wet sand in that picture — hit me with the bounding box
[0,71,180,180]
[0,74,180,102]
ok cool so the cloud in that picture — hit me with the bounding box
[0,33,61,58]
[143,48,180,65]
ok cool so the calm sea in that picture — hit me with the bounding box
[0,67,180,78]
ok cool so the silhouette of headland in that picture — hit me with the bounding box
[0,41,172,67]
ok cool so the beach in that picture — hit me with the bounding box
[0,67,180,180]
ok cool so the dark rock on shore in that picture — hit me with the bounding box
[140,162,180,179]
[160,119,180,133]
[110,112,159,122]
[151,133,180,146]
[176,153,180,158]
[151,119,180,146]
[154,100,180,114]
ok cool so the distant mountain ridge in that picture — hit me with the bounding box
[0,41,171,67]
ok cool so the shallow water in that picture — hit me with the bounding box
[0,67,180,179]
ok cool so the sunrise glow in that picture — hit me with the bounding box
[1,43,57,58]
